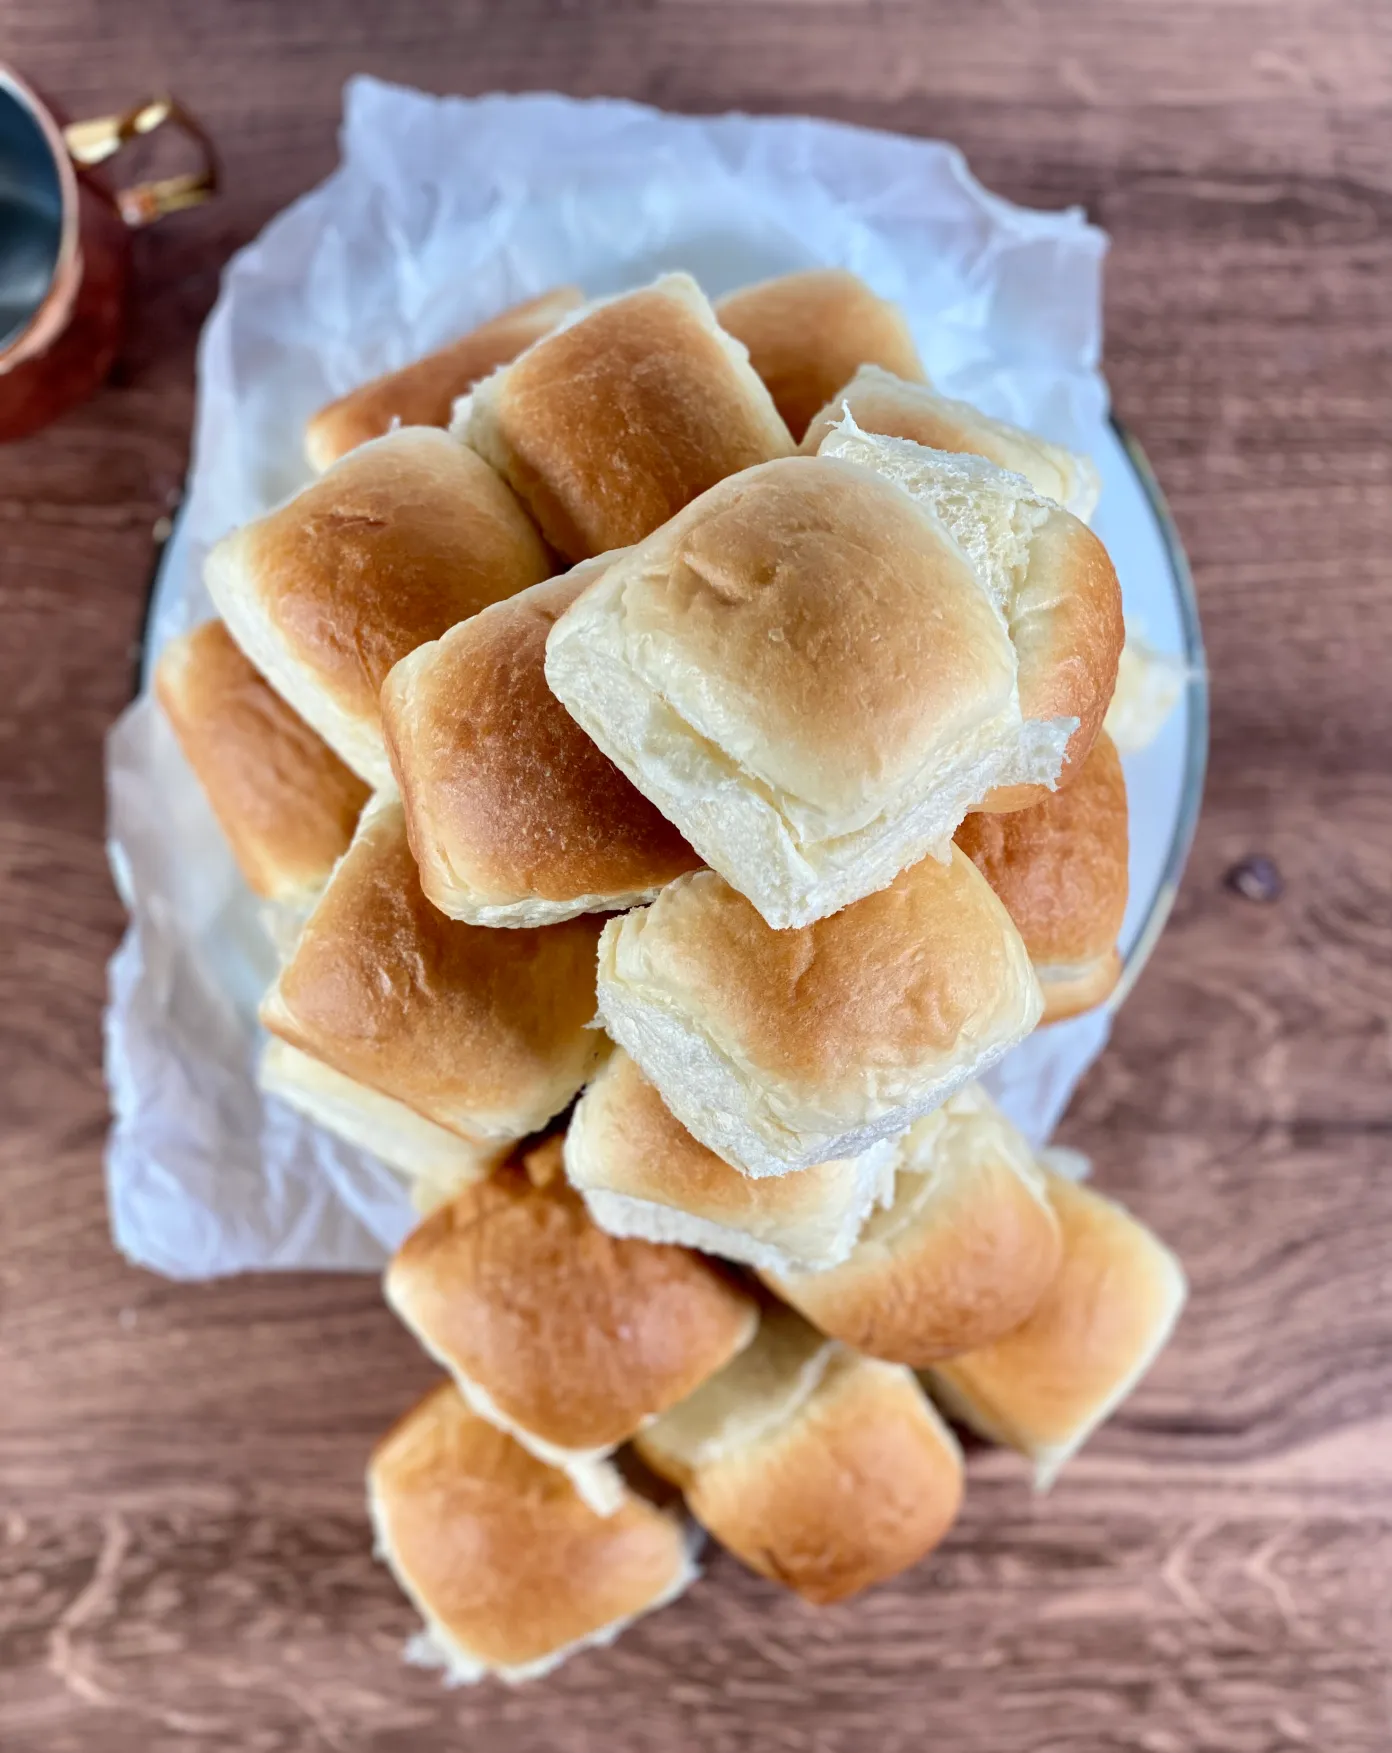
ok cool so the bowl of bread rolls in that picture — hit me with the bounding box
[111,85,1206,1685]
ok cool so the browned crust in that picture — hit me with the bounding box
[260,799,607,1139]
[305,287,582,468]
[237,429,552,734]
[369,1382,687,1669]
[470,281,794,560]
[684,1355,962,1604]
[955,731,1128,1015]
[768,1141,1062,1364]
[385,1163,756,1450]
[153,619,369,899]
[381,567,699,911]
[717,270,926,441]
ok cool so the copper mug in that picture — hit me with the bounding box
[0,66,217,441]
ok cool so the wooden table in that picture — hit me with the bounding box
[3,5,1389,1749]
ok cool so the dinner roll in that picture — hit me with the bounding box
[381,557,700,927]
[153,619,369,903]
[565,1049,897,1275]
[456,273,794,561]
[368,1382,695,1684]
[546,456,1076,928]
[260,796,608,1142]
[595,852,1042,1179]
[635,1306,962,1604]
[205,427,552,787]
[766,1084,1061,1365]
[801,365,1100,520]
[1104,625,1187,754]
[818,423,1124,811]
[384,1158,757,1511]
[714,269,926,441]
[304,286,582,470]
[928,1174,1187,1488]
[257,1038,510,1204]
[955,731,1129,1023]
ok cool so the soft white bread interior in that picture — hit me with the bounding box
[565,1049,897,1275]
[205,427,552,787]
[305,286,583,471]
[381,555,699,927]
[1104,625,1188,754]
[383,1152,758,1511]
[634,1305,962,1604]
[257,1037,510,1197]
[154,620,370,904]
[818,421,1124,811]
[955,731,1129,1024]
[801,365,1100,521]
[766,1084,1062,1364]
[927,1173,1187,1488]
[457,272,794,562]
[595,853,1043,1178]
[545,454,1076,929]
[260,795,609,1143]
[368,1381,695,1684]
[714,270,926,441]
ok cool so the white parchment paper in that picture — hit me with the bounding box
[104,77,1193,1279]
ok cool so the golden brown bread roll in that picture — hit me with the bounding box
[384,1158,757,1509]
[766,1084,1062,1365]
[564,1048,897,1275]
[259,796,608,1144]
[153,619,369,903]
[817,424,1124,811]
[635,1306,962,1604]
[800,364,1100,520]
[546,455,1078,927]
[205,427,552,786]
[304,286,582,470]
[381,556,700,926]
[456,273,794,561]
[928,1173,1187,1487]
[715,269,926,441]
[257,1038,510,1202]
[368,1381,695,1684]
[955,731,1129,1023]
[594,851,1042,1179]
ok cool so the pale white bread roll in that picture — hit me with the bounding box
[564,1049,897,1275]
[259,795,609,1144]
[767,1085,1061,1365]
[368,1381,696,1685]
[818,421,1124,813]
[205,427,552,787]
[801,365,1100,522]
[928,1173,1187,1489]
[384,1143,757,1512]
[381,557,700,927]
[955,731,1129,1024]
[545,455,1076,929]
[455,272,794,562]
[257,1038,511,1206]
[634,1305,962,1604]
[304,286,582,471]
[1104,625,1187,754]
[153,620,370,904]
[595,852,1043,1179]
[714,269,926,442]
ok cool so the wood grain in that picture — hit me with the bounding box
[2,2,1391,1749]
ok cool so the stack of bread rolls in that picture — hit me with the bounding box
[155,266,1186,1684]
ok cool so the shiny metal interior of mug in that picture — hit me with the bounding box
[0,77,64,351]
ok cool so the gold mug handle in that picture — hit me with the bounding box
[62,95,218,227]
